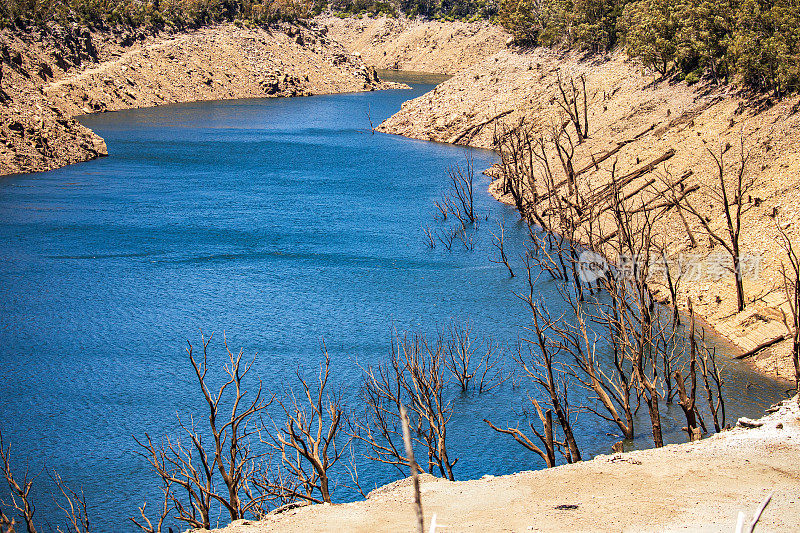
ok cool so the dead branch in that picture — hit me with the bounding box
[264,346,351,504]
[484,396,557,467]
[777,219,800,398]
[51,471,90,533]
[134,334,274,529]
[555,73,589,143]
[683,136,756,312]
[0,431,38,533]
[399,405,424,533]
[450,109,514,145]
[1,431,94,533]
[130,479,172,533]
[490,217,515,277]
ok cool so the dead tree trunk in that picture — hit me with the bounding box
[685,138,756,312]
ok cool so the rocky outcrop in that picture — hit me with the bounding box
[1,27,108,176]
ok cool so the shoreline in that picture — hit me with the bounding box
[377,44,800,385]
[4,17,798,532]
[486,177,795,388]
[1,21,404,177]
[212,395,800,532]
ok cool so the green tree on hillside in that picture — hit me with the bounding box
[673,0,736,83]
[620,0,677,76]
[730,0,800,96]
[571,0,626,51]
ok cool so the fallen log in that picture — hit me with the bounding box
[573,124,659,176]
[586,149,676,205]
[450,109,514,145]
[734,334,789,359]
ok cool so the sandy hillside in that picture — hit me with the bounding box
[320,15,508,74]
[208,397,800,532]
[379,47,800,381]
[1,22,402,176]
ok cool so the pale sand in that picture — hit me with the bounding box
[209,397,800,532]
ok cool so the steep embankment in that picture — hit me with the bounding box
[1,22,400,176]
[319,15,508,74]
[0,26,109,175]
[213,397,800,532]
[380,48,800,381]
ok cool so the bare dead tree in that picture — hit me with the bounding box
[422,225,436,249]
[552,121,578,197]
[448,157,476,224]
[561,293,636,441]
[659,315,686,403]
[444,323,479,392]
[433,157,479,236]
[353,355,411,476]
[684,137,756,312]
[515,260,582,462]
[673,299,704,441]
[454,225,475,251]
[777,221,800,398]
[490,217,515,277]
[401,335,457,480]
[666,298,727,440]
[366,104,375,135]
[485,317,582,467]
[525,226,566,281]
[493,119,535,215]
[477,341,511,394]
[134,334,273,530]
[436,226,457,251]
[1,431,93,533]
[0,432,37,533]
[696,328,726,433]
[193,336,271,520]
[555,73,589,143]
[443,322,509,393]
[263,347,352,504]
[133,428,213,530]
[357,332,458,481]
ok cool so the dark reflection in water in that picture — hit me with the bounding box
[0,78,786,531]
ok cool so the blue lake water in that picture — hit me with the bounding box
[0,78,787,530]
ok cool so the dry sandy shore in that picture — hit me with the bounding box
[378,47,800,382]
[1,21,402,176]
[208,397,800,532]
[320,15,507,74]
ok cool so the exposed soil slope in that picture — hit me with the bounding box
[1,22,401,176]
[210,397,800,532]
[0,27,109,175]
[319,15,508,74]
[380,48,800,381]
